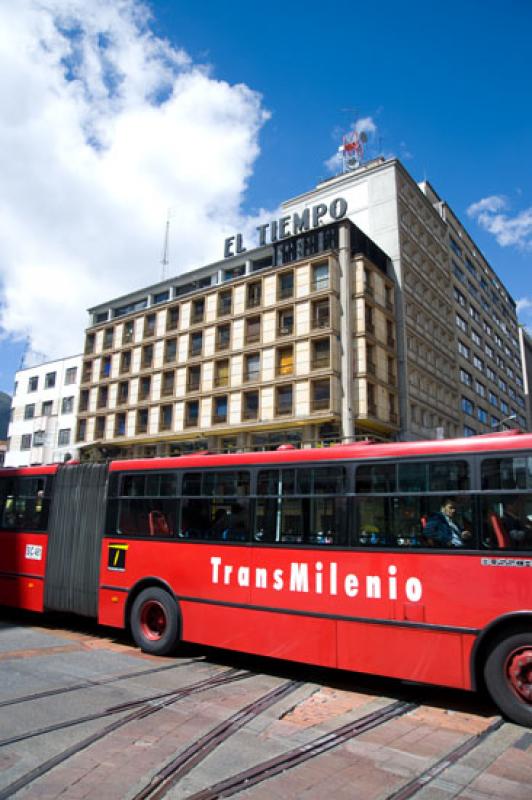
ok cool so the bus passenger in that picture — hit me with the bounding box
[424,498,472,548]
[502,498,532,547]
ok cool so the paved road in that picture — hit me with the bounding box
[0,610,530,799]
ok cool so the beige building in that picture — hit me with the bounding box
[77,219,398,457]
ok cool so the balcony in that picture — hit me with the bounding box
[212,413,227,424]
[214,375,229,388]
[312,356,330,370]
[187,379,200,392]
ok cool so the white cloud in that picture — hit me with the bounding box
[467,195,532,250]
[517,297,532,333]
[0,0,269,360]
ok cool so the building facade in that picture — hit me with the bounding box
[76,157,526,458]
[77,220,398,458]
[5,355,82,466]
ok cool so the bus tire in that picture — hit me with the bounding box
[130,587,180,656]
[484,632,532,728]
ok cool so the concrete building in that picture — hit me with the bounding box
[77,218,398,457]
[519,327,532,431]
[5,355,82,466]
[76,157,525,458]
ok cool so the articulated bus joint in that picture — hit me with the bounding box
[470,611,532,691]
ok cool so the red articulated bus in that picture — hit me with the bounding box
[1,431,532,726]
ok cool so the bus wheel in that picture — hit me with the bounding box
[130,588,180,656]
[484,632,532,728]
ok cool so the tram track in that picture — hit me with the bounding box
[0,656,206,709]
[180,699,417,800]
[0,667,252,800]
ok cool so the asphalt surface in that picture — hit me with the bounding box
[0,609,531,799]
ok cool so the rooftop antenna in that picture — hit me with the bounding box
[338,108,368,173]
[160,210,171,281]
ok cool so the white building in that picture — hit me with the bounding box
[5,355,82,466]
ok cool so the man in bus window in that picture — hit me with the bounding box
[424,498,472,548]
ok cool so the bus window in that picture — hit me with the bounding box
[398,460,469,493]
[421,496,475,549]
[181,471,250,541]
[356,496,390,546]
[481,456,532,490]
[355,464,395,493]
[481,494,532,550]
[390,497,425,547]
[115,472,178,537]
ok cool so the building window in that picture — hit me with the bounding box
[103,328,114,349]
[312,298,330,329]
[115,413,126,436]
[245,316,260,344]
[364,268,373,295]
[386,320,395,348]
[218,290,232,317]
[77,419,87,442]
[85,334,95,354]
[144,313,156,337]
[33,430,45,447]
[243,390,259,420]
[367,383,376,416]
[58,429,70,446]
[462,397,474,415]
[276,346,293,376]
[463,425,476,437]
[277,307,294,336]
[191,298,205,324]
[44,371,56,389]
[100,356,111,378]
[138,376,151,401]
[164,337,177,362]
[312,338,330,369]
[311,379,330,410]
[28,376,38,392]
[95,416,106,439]
[247,281,262,309]
[117,381,129,404]
[24,404,35,420]
[161,370,175,396]
[185,400,199,427]
[141,344,153,369]
[312,261,329,291]
[276,384,293,416]
[189,331,203,357]
[79,390,89,412]
[166,307,179,331]
[385,286,394,311]
[488,391,498,407]
[122,320,134,344]
[456,314,468,333]
[365,305,374,334]
[120,350,131,374]
[61,396,74,414]
[187,365,201,392]
[471,329,482,347]
[21,434,32,450]
[458,341,470,359]
[214,359,230,388]
[65,367,77,385]
[216,323,231,351]
[244,353,260,382]
[278,271,294,300]
[460,369,472,386]
[136,408,149,434]
[97,386,108,409]
[212,395,228,423]
[473,355,484,371]
[475,381,486,399]
[42,400,53,416]
[160,404,173,431]
[477,407,488,424]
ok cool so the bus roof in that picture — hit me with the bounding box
[109,430,532,473]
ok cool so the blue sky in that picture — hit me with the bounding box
[0,0,530,394]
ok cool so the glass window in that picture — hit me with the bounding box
[21,434,32,449]
[28,376,38,392]
[24,404,35,420]
[191,298,204,324]
[277,307,294,336]
[276,384,292,415]
[244,353,260,382]
[247,281,262,309]
[481,494,532,550]
[58,428,70,446]
[312,298,330,329]
[144,314,156,337]
[185,400,199,427]
[187,365,201,392]
[278,271,294,299]
[482,456,532,490]
[218,290,232,316]
[122,321,134,344]
[216,324,231,350]
[312,379,330,410]
[42,400,53,416]
[312,261,329,291]
[61,396,74,414]
[65,367,77,385]
[212,395,228,423]
[103,328,114,349]
[245,316,260,343]
[398,461,469,493]
[356,464,395,493]
[189,331,202,357]
[167,307,179,330]
[164,338,177,362]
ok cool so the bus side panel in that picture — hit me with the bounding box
[181,601,337,667]
[337,621,469,689]
[0,531,48,612]
[98,587,127,628]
